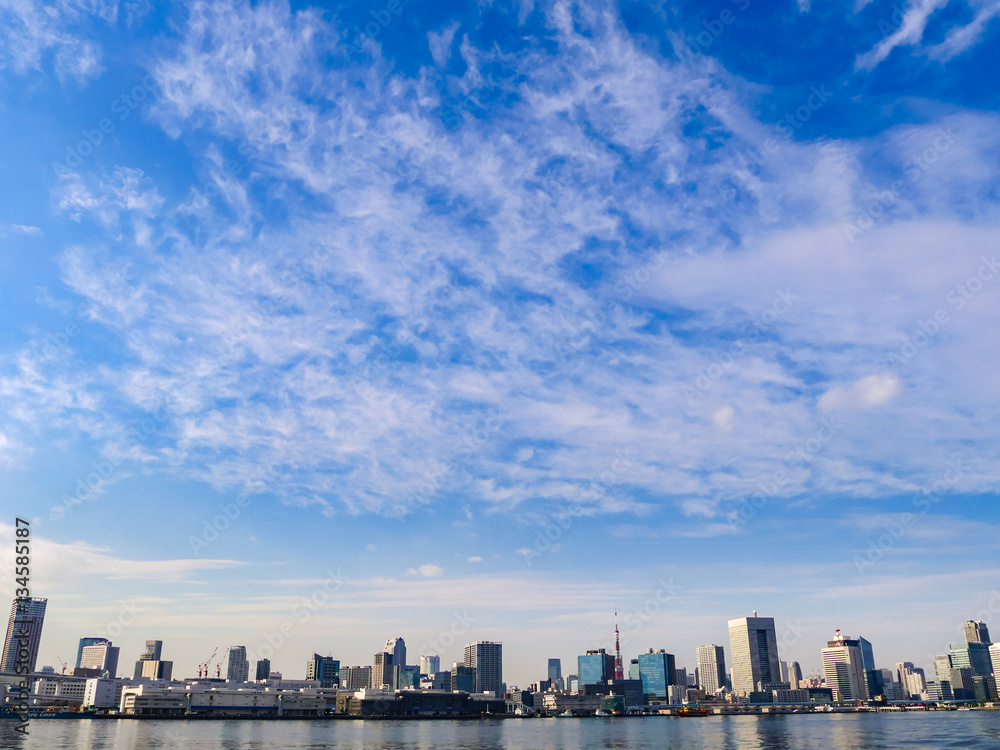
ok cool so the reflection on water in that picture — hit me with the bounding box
[2,712,998,750]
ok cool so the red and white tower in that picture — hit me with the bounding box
[613,610,624,680]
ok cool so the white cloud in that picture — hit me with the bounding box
[855,0,949,70]
[819,374,901,411]
[406,564,444,577]
[467,556,483,563]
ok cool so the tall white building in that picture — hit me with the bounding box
[697,644,726,694]
[895,662,926,699]
[728,615,782,695]
[821,631,868,701]
[990,644,1000,677]
[226,646,250,682]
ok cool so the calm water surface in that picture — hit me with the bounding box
[3,713,1000,750]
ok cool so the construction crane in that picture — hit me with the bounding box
[215,648,229,680]
[198,647,218,679]
[57,657,68,675]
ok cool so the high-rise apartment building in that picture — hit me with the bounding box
[1,598,47,674]
[965,621,992,645]
[419,655,440,676]
[255,658,271,681]
[990,644,1000,677]
[465,641,502,696]
[80,642,119,678]
[227,646,250,682]
[728,615,782,695]
[821,631,869,701]
[697,645,726,694]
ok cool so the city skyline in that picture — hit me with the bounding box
[1,0,1000,697]
[4,593,997,691]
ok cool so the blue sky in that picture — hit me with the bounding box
[1,0,999,687]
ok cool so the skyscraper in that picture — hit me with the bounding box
[133,640,162,679]
[674,666,687,688]
[1,598,47,674]
[728,614,782,695]
[950,641,993,677]
[306,654,340,688]
[822,631,869,701]
[628,659,640,681]
[789,661,803,690]
[636,649,676,698]
[76,637,109,668]
[696,645,726,694]
[965,621,992,645]
[990,644,1000,677]
[578,649,615,687]
[419,655,440,676]
[255,658,271,681]
[464,641,502,696]
[451,663,476,692]
[548,657,562,686]
[858,636,884,699]
[227,646,250,682]
[896,662,926,699]
[79,642,119,678]
[372,651,394,688]
[385,637,406,668]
